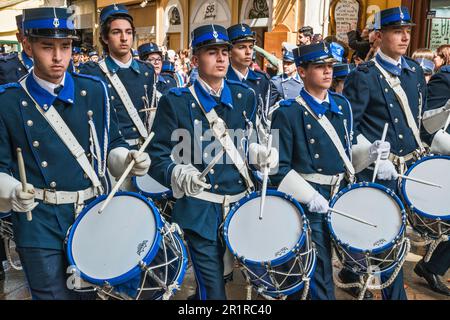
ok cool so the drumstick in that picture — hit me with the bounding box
[329,208,377,228]
[98,132,155,214]
[398,174,442,188]
[16,148,32,222]
[199,148,224,181]
[372,123,389,183]
[259,134,273,220]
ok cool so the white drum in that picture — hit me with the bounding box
[329,183,408,275]
[401,155,450,239]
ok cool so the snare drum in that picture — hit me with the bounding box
[132,175,174,220]
[66,192,187,300]
[223,190,316,298]
[401,155,450,239]
[328,183,408,275]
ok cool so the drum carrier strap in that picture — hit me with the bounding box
[295,95,355,197]
[99,60,149,141]
[188,85,254,218]
[19,78,103,213]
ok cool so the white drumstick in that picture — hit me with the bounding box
[199,148,224,180]
[259,134,273,220]
[372,123,389,183]
[98,132,155,214]
[16,148,32,222]
[398,174,442,188]
[329,208,377,228]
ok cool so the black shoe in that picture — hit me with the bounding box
[338,271,374,300]
[414,260,450,296]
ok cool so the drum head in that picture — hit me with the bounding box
[135,175,171,196]
[226,193,304,263]
[330,185,403,252]
[403,157,450,219]
[69,193,160,284]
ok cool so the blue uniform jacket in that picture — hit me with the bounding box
[148,79,257,241]
[0,52,31,85]
[269,73,304,107]
[157,73,177,95]
[343,56,427,156]
[79,56,156,141]
[226,67,270,109]
[270,89,353,203]
[0,72,127,250]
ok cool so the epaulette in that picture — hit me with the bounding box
[356,60,375,73]
[168,87,190,97]
[226,79,249,89]
[254,69,270,80]
[0,52,18,62]
[0,82,21,94]
[278,99,295,107]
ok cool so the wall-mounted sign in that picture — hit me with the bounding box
[429,18,450,50]
[330,0,363,44]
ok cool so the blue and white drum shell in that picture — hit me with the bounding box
[223,190,316,297]
[401,155,450,239]
[328,183,407,275]
[132,175,173,200]
[66,192,164,287]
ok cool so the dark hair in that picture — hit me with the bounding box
[99,15,135,54]
[299,26,314,37]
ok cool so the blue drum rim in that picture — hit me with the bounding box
[171,231,188,295]
[223,189,309,267]
[66,191,164,286]
[401,155,450,221]
[328,182,407,255]
[131,176,173,200]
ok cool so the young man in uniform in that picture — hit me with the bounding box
[79,4,156,151]
[148,24,277,300]
[270,42,389,300]
[138,42,177,95]
[0,7,150,299]
[343,7,428,300]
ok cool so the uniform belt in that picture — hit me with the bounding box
[126,138,143,147]
[388,151,418,164]
[34,186,99,205]
[301,172,345,186]
[192,190,248,204]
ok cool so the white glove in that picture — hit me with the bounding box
[171,164,211,199]
[368,140,391,163]
[376,160,398,180]
[11,184,38,213]
[126,150,151,177]
[430,130,450,155]
[306,191,330,214]
[249,143,279,171]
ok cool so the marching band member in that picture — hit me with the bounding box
[270,42,390,300]
[137,42,177,95]
[332,63,355,94]
[343,6,428,300]
[0,7,150,299]
[269,49,304,107]
[147,24,277,300]
[417,47,450,297]
[79,4,156,151]
[160,60,180,88]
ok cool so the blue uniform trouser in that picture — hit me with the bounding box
[184,230,227,300]
[17,247,93,300]
[306,213,335,300]
[423,241,450,276]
